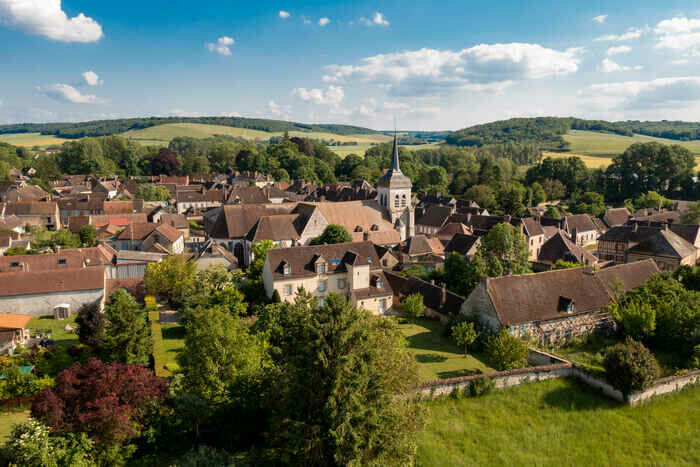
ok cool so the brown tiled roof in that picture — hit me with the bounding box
[226,186,287,204]
[565,214,597,233]
[266,241,381,280]
[437,222,471,240]
[0,215,22,230]
[117,223,157,240]
[303,201,395,235]
[521,217,545,237]
[103,201,133,215]
[246,214,301,242]
[153,223,183,243]
[69,213,148,233]
[207,204,297,239]
[5,201,57,216]
[57,197,104,212]
[0,314,33,330]
[405,235,445,256]
[351,229,401,245]
[0,248,111,273]
[0,266,105,297]
[445,233,480,256]
[537,231,597,265]
[626,230,696,259]
[416,205,453,228]
[483,260,659,326]
[105,278,145,301]
[158,213,188,229]
[176,191,207,203]
[603,208,631,227]
[384,271,465,315]
[15,185,48,199]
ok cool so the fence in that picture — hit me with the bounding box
[415,348,700,406]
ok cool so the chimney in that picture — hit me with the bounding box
[441,283,447,306]
[633,222,638,232]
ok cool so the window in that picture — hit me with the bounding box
[379,298,387,313]
[376,278,383,289]
[317,297,325,308]
[284,284,292,296]
[394,195,400,208]
[10,262,20,267]
[283,264,291,275]
[57,259,66,265]
[318,263,326,274]
[337,278,346,289]
[318,280,327,292]
[401,194,407,207]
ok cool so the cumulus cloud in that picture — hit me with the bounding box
[318,17,330,27]
[579,77,700,109]
[594,26,648,42]
[40,83,103,104]
[654,17,700,56]
[597,58,642,72]
[268,100,291,117]
[292,86,344,105]
[323,43,582,96]
[592,15,608,24]
[206,36,234,56]
[606,45,631,56]
[0,0,102,42]
[360,12,389,26]
[81,70,102,86]
[279,11,290,19]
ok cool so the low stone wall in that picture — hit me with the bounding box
[629,369,700,406]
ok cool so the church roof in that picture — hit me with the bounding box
[377,133,412,189]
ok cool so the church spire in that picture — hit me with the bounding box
[390,130,401,173]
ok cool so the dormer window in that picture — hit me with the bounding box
[376,278,383,289]
[10,262,20,267]
[282,263,291,275]
[58,259,67,265]
[558,296,574,314]
[317,262,326,274]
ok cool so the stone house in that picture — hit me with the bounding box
[263,241,394,315]
[3,201,60,230]
[522,217,546,261]
[115,223,184,254]
[444,233,481,261]
[626,228,698,270]
[602,207,631,228]
[563,214,598,247]
[0,266,106,316]
[415,205,453,235]
[460,260,659,345]
[535,231,598,271]
[384,271,465,317]
[598,223,699,265]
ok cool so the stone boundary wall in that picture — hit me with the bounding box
[415,348,700,406]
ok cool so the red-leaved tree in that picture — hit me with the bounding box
[32,358,168,447]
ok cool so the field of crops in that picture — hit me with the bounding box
[0,132,69,147]
[563,130,700,156]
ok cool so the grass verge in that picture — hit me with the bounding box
[27,315,79,349]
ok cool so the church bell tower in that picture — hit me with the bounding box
[377,133,414,240]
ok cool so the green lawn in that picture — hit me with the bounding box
[160,323,185,370]
[27,315,79,348]
[417,378,700,466]
[564,129,700,156]
[0,132,69,147]
[399,318,493,382]
[0,409,30,441]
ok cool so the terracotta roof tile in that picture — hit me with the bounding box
[0,267,105,297]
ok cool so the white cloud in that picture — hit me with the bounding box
[302,16,311,25]
[592,15,608,24]
[606,45,631,56]
[268,100,291,117]
[579,77,700,109]
[594,26,648,42]
[40,83,103,104]
[292,86,344,105]
[0,0,102,42]
[323,43,583,96]
[318,17,330,27]
[81,70,102,86]
[220,111,242,117]
[654,17,700,56]
[597,58,642,72]
[279,11,290,19]
[206,36,234,56]
[360,12,389,27]
[672,59,690,65]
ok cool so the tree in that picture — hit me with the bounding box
[632,190,671,210]
[74,302,104,349]
[485,329,528,370]
[136,183,171,201]
[477,223,531,276]
[257,292,424,465]
[310,224,352,245]
[609,299,656,341]
[544,205,562,219]
[497,181,527,216]
[79,224,96,247]
[530,182,547,206]
[570,191,606,217]
[680,201,700,225]
[103,289,152,364]
[603,338,661,397]
[144,255,197,307]
[185,266,248,318]
[553,259,583,270]
[3,419,94,467]
[401,293,425,320]
[179,309,264,405]
[152,147,181,175]
[31,358,167,463]
[541,179,565,201]
[452,321,478,355]
[464,184,496,210]
[248,240,276,281]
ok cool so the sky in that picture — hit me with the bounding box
[2,1,700,130]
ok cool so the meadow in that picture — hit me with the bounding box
[0,132,69,147]
[399,318,492,382]
[417,378,700,466]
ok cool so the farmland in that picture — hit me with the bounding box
[0,132,69,147]
[417,378,700,467]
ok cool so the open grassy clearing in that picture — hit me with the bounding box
[417,377,700,467]
[0,409,30,441]
[121,123,391,146]
[27,315,79,349]
[399,318,493,382]
[160,322,185,372]
[0,132,69,147]
[542,151,612,169]
[564,129,700,156]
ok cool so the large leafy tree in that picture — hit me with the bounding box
[31,359,167,463]
[74,301,104,349]
[310,224,352,245]
[257,292,424,465]
[475,222,531,276]
[103,289,152,365]
[680,201,700,225]
[152,147,181,176]
[144,255,197,307]
[136,183,171,201]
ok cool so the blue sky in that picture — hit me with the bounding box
[2,1,700,130]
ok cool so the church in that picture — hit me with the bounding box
[377,134,415,241]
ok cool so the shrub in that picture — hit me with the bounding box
[690,345,700,369]
[468,375,495,397]
[452,321,478,355]
[484,329,528,371]
[401,293,425,320]
[609,299,656,341]
[603,338,661,397]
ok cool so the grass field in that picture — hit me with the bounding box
[0,409,30,441]
[564,130,700,156]
[121,123,391,147]
[27,315,78,349]
[417,377,700,466]
[0,132,69,147]
[160,322,185,371]
[399,318,493,382]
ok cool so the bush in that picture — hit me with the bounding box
[690,345,700,369]
[484,329,528,371]
[603,338,661,397]
[401,293,425,320]
[452,321,478,355]
[609,299,656,342]
[468,375,495,397]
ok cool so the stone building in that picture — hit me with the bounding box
[460,260,659,345]
[376,134,414,241]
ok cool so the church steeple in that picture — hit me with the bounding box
[390,131,401,173]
